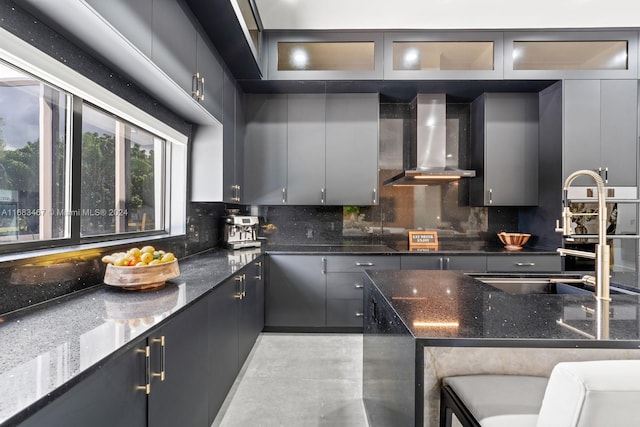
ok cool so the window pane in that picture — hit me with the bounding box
[393,41,494,71]
[81,105,163,237]
[513,41,628,70]
[0,61,69,243]
[277,42,375,71]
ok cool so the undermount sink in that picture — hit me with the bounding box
[465,273,630,296]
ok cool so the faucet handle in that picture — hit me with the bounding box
[555,219,564,234]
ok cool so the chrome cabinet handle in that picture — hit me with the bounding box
[200,75,205,101]
[372,188,377,204]
[136,345,151,394]
[192,73,199,99]
[515,262,536,267]
[234,275,244,299]
[445,257,451,269]
[439,257,444,270]
[321,188,325,205]
[489,188,493,204]
[355,312,364,317]
[322,257,327,274]
[282,187,287,204]
[255,261,262,280]
[355,262,374,267]
[355,283,364,289]
[151,336,166,382]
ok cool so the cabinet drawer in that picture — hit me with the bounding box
[486,255,561,272]
[401,255,487,271]
[401,255,441,270]
[326,255,400,273]
[326,298,364,327]
[327,272,365,299]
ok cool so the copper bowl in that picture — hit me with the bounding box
[497,232,531,251]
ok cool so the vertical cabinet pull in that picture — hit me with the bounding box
[136,345,151,394]
[231,184,240,202]
[488,188,493,204]
[445,257,451,270]
[151,336,166,382]
[192,72,204,101]
[438,257,444,270]
[242,274,246,297]
[255,261,262,280]
[322,257,327,275]
[282,188,287,204]
[234,275,244,299]
[372,188,377,204]
[321,188,325,205]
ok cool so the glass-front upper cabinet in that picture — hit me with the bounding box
[264,32,384,80]
[383,32,504,79]
[504,31,639,79]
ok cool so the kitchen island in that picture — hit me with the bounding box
[362,269,640,427]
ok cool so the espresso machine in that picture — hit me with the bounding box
[223,213,261,250]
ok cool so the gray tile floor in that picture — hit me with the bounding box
[212,333,370,427]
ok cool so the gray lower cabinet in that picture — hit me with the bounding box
[208,258,265,423]
[470,93,539,206]
[266,254,400,329]
[244,94,288,205]
[401,255,487,271]
[18,297,210,427]
[486,254,561,272]
[266,255,326,327]
[563,79,638,186]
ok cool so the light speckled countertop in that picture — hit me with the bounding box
[0,248,263,426]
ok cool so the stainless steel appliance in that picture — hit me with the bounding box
[223,214,261,249]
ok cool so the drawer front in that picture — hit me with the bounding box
[486,254,561,272]
[400,255,442,270]
[327,272,365,299]
[401,255,487,271]
[326,298,364,327]
[446,255,487,271]
[326,255,401,273]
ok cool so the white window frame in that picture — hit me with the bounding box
[0,26,187,256]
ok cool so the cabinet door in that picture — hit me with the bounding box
[325,93,379,205]
[18,339,147,427]
[197,33,224,121]
[148,299,208,427]
[86,0,153,58]
[244,94,288,204]
[152,0,197,95]
[326,272,365,327]
[266,255,325,327]
[223,72,237,202]
[600,80,638,186]
[483,93,539,205]
[563,80,601,185]
[239,259,265,365]
[287,94,326,204]
[207,278,240,422]
[235,84,245,202]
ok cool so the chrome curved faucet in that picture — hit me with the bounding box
[555,170,611,301]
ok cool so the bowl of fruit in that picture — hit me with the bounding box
[102,246,179,291]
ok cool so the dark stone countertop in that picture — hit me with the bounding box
[0,248,263,426]
[365,269,640,347]
[265,240,558,255]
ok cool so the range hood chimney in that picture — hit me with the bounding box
[383,94,476,186]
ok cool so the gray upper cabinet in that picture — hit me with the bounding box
[222,72,244,202]
[470,93,539,206]
[563,80,638,186]
[244,93,379,206]
[197,33,224,120]
[86,0,153,58]
[325,93,379,205]
[152,0,197,95]
[244,94,288,205]
[287,94,326,205]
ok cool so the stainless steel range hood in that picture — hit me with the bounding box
[383,93,476,186]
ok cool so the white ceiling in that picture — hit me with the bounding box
[254,0,640,31]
